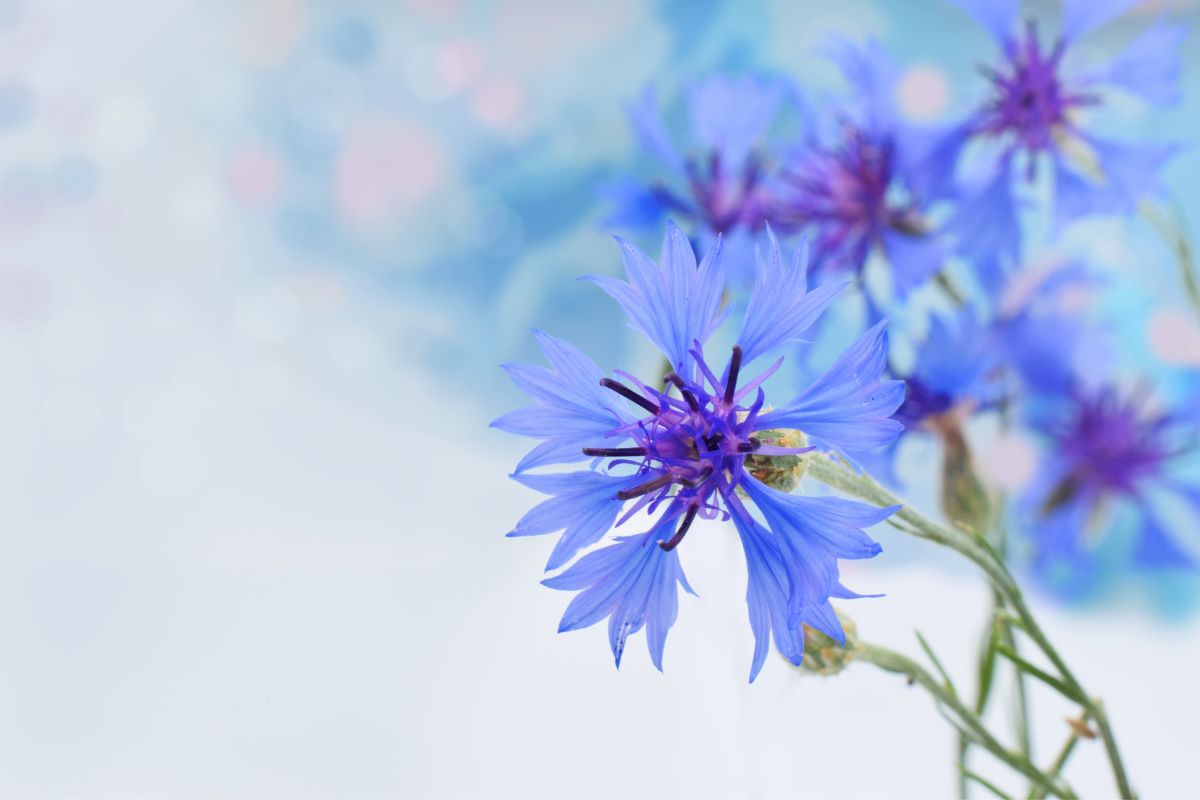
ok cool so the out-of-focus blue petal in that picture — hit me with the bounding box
[901,121,970,201]
[821,35,897,129]
[493,330,636,472]
[1061,0,1138,41]
[881,230,946,298]
[757,321,905,456]
[1053,156,1125,229]
[588,221,726,378]
[1027,495,1102,601]
[1133,504,1196,569]
[948,165,1021,268]
[626,84,684,174]
[542,517,693,671]
[599,176,669,229]
[686,74,783,169]
[736,228,845,365]
[1088,135,1177,201]
[953,0,1020,43]
[509,471,640,571]
[1093,22,1187,105]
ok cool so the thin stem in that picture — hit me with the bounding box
[856,641,1073,799]
[806,455,1136,799]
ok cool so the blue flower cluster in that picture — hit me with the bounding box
[497,0,1198,674]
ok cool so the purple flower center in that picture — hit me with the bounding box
[778,125,921,273]
[586,345,806,551]
[653,152,774,235]
[1049,388,1179,505]
[977,20,1097,165]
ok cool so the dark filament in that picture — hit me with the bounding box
[736,437,762,453]
[724,346,743,404]
[600,377,660,414]
[659,504,699,552]
[582,446,647,458]
[664,372,700,412]
[617,472,674,501]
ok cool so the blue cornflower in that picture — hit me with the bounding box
[777,38,950,303]
[493,222,903,680]
[604,75,790,282]
[936,0,1184,264]
[1022,383,1199,597]
[895,309,1004,434]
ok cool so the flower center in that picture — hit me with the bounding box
[779,124,920,268]
[653,152,772,235]
[583,346,779,551]
[977,21,1097,162]
[1043,389,1180,513]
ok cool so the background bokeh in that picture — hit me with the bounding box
[1,0,1198,797]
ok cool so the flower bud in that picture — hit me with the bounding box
[800,611,857,676]
[746,428,809,493]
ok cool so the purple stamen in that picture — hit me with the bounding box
[583,446,647,458]
[617,472,674,501]
[664,372,701,412]
[600,377,660,415]
[724,346,743,404]
[659,504,699,552]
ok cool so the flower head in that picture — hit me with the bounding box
[604,75,791,281]
[494,222,903,680]
[1023,383,1200,597]
[778,38,947,301]
[939,0,1183,263]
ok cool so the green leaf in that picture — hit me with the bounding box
[960,767,1013,800]
[995,644,1084,704]
[916,630,957,696]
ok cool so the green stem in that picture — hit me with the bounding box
[856,641,1073,799]
[806,456,1136,799]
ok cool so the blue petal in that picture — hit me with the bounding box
[948,165,1021,268]
[742,477,892,620]
[953,0,1020,43]
[821,35,897,129]
[492,330,636,473]
[686,74,783,169]
[626,84,684,174]
[900,121,970,202]
[1133,504,1196,569]
[1088,136,1176,202]
[588,221,726,378]
[881,229,946,297]
[542,518,692,671]
[1093,22,1187,105]
[599,176,669,229]
[912,309,1000,402]
[1061,0,1138,41]
[509,471,639,571]
[729,502,806,681]
[736,228,845,365]
[756,321,905,456]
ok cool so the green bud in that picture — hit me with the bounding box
[800,610,858,676]
[940,427,990,536]
[745,428,809,493]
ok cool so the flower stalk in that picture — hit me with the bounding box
[805,454,1135,799]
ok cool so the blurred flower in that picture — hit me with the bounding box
[1023,383,1199,598]
[937,0,1184,265]
[494,224,902,680]
[777,38,950,307]
[603,75,792,281]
